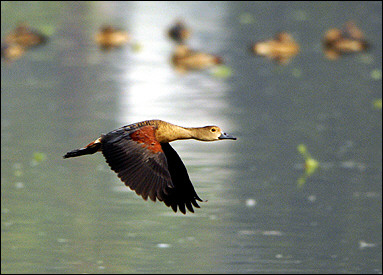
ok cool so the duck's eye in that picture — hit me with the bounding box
[211,128,216,132]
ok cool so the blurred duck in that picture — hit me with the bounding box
[5,24,47,48]
[63,119,236,214]
[323,22,369,60]
[171,44,223,73]
[95,25,130,50]
[1,43,25,61]
[167,20,191,43]
[251,32,300,65]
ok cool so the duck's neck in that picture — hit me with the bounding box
[155,120,203,143]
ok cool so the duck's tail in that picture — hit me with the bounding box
[215,56,224,64]
[63,138,102,159]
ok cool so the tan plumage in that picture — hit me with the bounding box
[323,22,369,60]
[95,25,130,50]
[5,24,47,49]
[64,120,236,214]
[251,32,300,65]
[1,43,25,61]
[171,45,223,73]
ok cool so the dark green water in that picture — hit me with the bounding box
[1,1,382,273]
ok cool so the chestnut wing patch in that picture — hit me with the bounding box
[101,126,173,202]
[129,126,163,153]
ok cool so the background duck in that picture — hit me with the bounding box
[5,23,47,48]
[251,32,300,65]
[1,43,25,61]
[95,25,131,50]
[171,44,223,73]
[63,120,236,214]
[323,21,369,60]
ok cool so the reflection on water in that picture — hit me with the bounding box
[118,2,232,129]
[1,1,382,274]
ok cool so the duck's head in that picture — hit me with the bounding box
[324,28,342,43]
[195,126,237,141]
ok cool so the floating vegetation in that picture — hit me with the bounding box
[39,24,56,36]
[358,53,374,64]
[130,41,143,52]
[370,69,382,81]
[291,10,309,22]
[297,144,320,188]
[291,67,303,78]
[239,13,255,25]
[13,163,23,177]
[211,64,232,78]
[31,152,47,166]
[373,99,382,110]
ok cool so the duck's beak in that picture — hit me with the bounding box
[219,132,237,140]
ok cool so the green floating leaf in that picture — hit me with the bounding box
[39,25,56,36]
[305,158,319,176]
[373,98,382,110]
[371,69,382,81]
[211,65,232,79]
[297,144,310,159]
[297,144,320,187]
[33,152,47,163]
[131,42,143,52]
[14,170,23,177]
[291,10,309,21]
[239,13,255,25]
[358,54,374,65]
[13,163,23,177]
[292,68,302,78]
[297,174,307,188]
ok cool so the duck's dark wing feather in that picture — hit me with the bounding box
[100,124,202,214]
[101,125,173,203]
[160,142,203,214]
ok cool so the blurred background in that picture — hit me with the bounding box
[1,1,382,273]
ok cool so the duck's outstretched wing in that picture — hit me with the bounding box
[101,125,172,203]
[160,142,203,214]
[101,124,202,214]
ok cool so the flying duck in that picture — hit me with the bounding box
[64,120,236,214]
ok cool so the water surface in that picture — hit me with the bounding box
[1,1,382,273]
